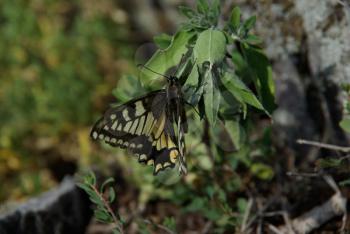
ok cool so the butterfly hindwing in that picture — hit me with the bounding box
[91,90,182,174]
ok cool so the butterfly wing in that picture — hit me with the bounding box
[91,90,182,174]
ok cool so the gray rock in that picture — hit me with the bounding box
[0,177,92,234]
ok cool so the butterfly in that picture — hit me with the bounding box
[90,66,188,175]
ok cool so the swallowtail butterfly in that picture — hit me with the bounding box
[91,67,188,175]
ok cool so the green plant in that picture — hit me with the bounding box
[91,0,276,232]
[77,172,124,234]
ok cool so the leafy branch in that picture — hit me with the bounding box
[77,172,124,234]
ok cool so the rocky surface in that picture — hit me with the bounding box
[0,177,92,234]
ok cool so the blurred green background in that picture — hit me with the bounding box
[0,0,139,201]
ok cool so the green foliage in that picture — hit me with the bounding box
[107,1,276,231]
[77,172,123,233]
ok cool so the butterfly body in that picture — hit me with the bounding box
[91,76,187,175]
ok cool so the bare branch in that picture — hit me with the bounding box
[296,139,350,153]
[279,192,347,234]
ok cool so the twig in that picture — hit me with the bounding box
[286,171,321,178]
[282,212,295,234]
[323,175,340,194]
[296,139,350,153]
[143,219,175,234]
[90,185,124,234]
[268,224,283,234]
[200,221,213,234]
[278,191,347,233]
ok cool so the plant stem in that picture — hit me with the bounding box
[296,139,350,153]
[90,184,124,234]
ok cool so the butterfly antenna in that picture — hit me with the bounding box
[137,64,170,80]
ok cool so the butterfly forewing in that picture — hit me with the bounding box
[91,89,183,175]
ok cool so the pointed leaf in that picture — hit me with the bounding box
[100,177,115,193]
[203,68,221,126]
[242,44,276,113]
[222,72,266,113]
[141,30,195,83]
[194,29,226,65]
[230,7,241,30]
[109,187,116,203]
[243,15,256,31]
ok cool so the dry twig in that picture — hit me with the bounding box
[296,139,350,153]
[278,176,347,234]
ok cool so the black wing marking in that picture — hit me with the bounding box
[91,90,183,174]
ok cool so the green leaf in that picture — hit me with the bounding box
[243,15,256,31]
[162,217,176,232]
[222,72,266,113]
[94,209,111,222]
[141,30,195,84]
[230,7,241,30]
[86,171,97,186]
[109,187,116,203]
[197,0,209,14]
[194,29,226,65]
[318,158,342,168]
[100,177,115,193]
[178,6,196,18]
[236,198,247,214]
[242,44,276,113]
[224,120,243,150]
[112,229,121,234]
[340,117,350,133]
[153,33,172,49]
[203,67,221,126]
[76,183,90,192]
[251,163,274,180]
[244,34,263,45]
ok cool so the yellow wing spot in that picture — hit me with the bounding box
[135,115,145,135]
[129,143,135,148]
[139,154,147,161]
[103,125,109,130]
[110,114,116,120]
[156,139,161,150]
[117,139,123,145]
[137,144,143,149]
[163,162,171,167]
[124,121,132,131]
[167,137,176,148]
[129,119,139,134]
[117,124,122,131]
[143,113,154,134]
[122,109,131,121]
[92,131,98,139]
[135,101,146,116]
[123,142,129,147]
[170,150,178,163]
[111,120,119,130]
[105,136,110,142]
[155,164,163,173]
[160,133,167,148]
[147,159,154,165]
[98,134,104,140]
[111,138,117,144]
[153,113,166,139]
